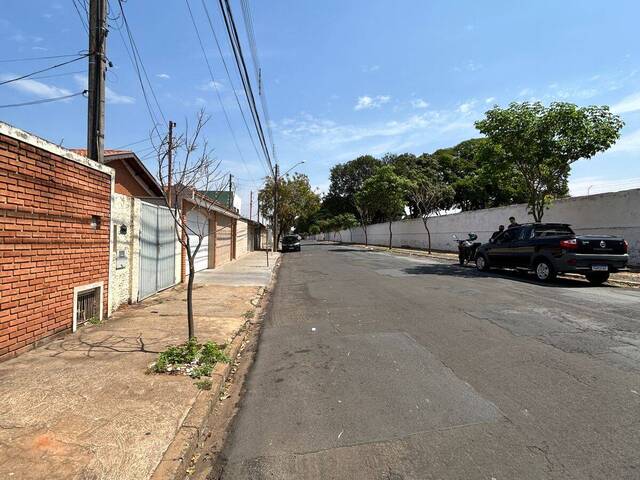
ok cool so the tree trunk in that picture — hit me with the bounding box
[388,220,393,249]
[187,264,195,340]
[361,224,368,246]
[422,216,432,253]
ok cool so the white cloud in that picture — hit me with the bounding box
[609,128,640,153]
[156,73,170,80]
[0,76,71,98]
[454,60,482,72]
[199,80,224,91]
[485,97,496,104]
[73,74,134,104]
[611,92,640,114]
[362,65,380,73]
[518,88,533,97]
[457,100,477,113]
[354,95,390,111]
[411,98,429,109]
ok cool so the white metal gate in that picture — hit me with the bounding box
[139,202,176,299]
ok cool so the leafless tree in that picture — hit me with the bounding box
[153,110,227,340]
[407,176,454,254]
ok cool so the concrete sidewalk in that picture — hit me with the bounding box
[0,251,279,480]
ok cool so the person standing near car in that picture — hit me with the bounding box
[507,216,519,229]
[490,225,505,241]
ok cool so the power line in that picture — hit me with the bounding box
[184,0,262,185]
[0,90,87,109]
[239,0,278,164]
[114,137,152,149]
[217,0,274,174]
[112,0,166,133]
[30,69,85,80]
[0,53,86,63]
[0,55,89,86]
[199,0,271,176]
[72,0,90,34]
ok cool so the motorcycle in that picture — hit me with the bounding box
[452,233,481,266]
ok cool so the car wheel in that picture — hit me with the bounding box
[476,254,490,272]
[534,259,556,282]
[585,272,609,286]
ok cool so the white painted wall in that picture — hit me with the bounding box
[318,188,640,265]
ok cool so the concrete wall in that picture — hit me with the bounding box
[109,193,136,313]
[320,188,640,265]
[235,219,249,258]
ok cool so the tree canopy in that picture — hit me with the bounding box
[475,101,623,221]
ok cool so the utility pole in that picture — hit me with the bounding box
[228,174,233,209]
[249,191,253,220]
[273,164,279,252]
[87,0,107,163]
[167,121,176,207]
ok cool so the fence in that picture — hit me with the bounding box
[316,188,640,266]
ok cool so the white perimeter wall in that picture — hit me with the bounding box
[319,188,640,266]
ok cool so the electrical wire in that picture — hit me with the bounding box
[0,53,86,63]
[72,0,89,34]
[0,90,87,109]
[0,55,89,86]
[239,0,278,163]
[184,0,262,185]
[199,0,271,176]
[217,0,274,174]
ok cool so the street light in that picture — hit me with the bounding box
[273,161,306,252]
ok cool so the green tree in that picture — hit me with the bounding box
[407,169,455,253]
[259,173,320,246]
[476,101,624,221]
[326,155,382,216]
[309,224,321,235]
[356,165,412,249]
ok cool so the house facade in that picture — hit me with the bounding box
[0,123,114,360]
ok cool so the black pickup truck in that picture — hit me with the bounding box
[475,223,628,285]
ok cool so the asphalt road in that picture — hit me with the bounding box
[219,241,640,479]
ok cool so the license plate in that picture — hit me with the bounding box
[592,265,609,271]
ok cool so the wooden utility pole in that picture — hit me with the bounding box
[273,164,279,252]
[228,174,233,208]
[249,191,253,220]
[87,0,107,163]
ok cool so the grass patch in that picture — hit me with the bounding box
[151,338,230,380]
[242,310,255,320]
[195,379,213,390]
[87,316,102,326]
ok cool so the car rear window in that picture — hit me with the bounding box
[283,236,298,244]
[533,225,574,237]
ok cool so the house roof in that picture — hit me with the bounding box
[69,148,163,197]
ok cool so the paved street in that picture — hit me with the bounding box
[219,241,640,479]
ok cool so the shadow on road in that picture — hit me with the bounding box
[403,263,603,289]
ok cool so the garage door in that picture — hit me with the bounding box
[187,210,209,272]
[216,214,233,266]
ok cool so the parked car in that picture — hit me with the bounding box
[282,235,301,252]
[475,223,628,285]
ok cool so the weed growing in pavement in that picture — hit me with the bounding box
[87,316,102,326]
[242,309,255,320]
[151,338,230,382]
[195,379,213,390]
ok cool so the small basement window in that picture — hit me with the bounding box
[91,215,101,229]
[73,282,103,331]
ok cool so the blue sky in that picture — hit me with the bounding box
[2,0,640,217]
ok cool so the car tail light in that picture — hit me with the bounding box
[560,238,578,249]
[623,240,628,253]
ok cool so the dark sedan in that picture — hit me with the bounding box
[281,235,301,252]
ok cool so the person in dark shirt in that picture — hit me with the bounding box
[490,225,505,241]
[507,216,519,229]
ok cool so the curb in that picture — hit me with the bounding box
[149,256,282,480]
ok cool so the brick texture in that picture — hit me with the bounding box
[0,133,111,361]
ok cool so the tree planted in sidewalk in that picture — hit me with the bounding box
[475,101,624,221]
[356,165,412,249]
[154,110,227,340]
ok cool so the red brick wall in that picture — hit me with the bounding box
[0,133,112,360]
